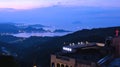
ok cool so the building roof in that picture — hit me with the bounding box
[63,43,105,49]
[56,45,106,63]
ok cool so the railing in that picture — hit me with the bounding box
[97,55,113,65]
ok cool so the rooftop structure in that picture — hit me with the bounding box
[51,29,120,67]
[51,42,112,67]
[62,43,105,53]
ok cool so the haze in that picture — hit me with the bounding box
[0,0,120,30]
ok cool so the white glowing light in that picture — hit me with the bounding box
[96,43,105,47]
[63,47,72,52]
[33,65,37,67]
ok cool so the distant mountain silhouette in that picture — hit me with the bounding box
[0,35,23,43]
[54,29,71,33]
[0,23,70,33]
[0,23,18,33]
[21,27,48,33]
[61,26,120,43]
[28,24,46,28]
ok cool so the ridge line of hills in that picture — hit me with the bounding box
[0,26,120,67]
[0,23,71,33]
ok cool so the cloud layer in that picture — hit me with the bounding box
[0,0,120,9]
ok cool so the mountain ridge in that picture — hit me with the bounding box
[0,23,70,34]
[0,26,120,67]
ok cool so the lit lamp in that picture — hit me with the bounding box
[33,65,37,67]
[72,43,75,46]
[86,41,89,44]
[63,47,72,52]
[115,29,119,37]
[78,42,80,45]
[81,42,83,44]
[69,43,72,46]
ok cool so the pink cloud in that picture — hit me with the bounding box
[0,0,120,10]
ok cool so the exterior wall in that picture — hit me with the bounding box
[76,61,97,67]
[51,55,97,67]
[51,55,75,67]
[112,37,120,57]
[76,63,91,67]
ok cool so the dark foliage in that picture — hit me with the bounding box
[0,26,120,67]
[0,55,19,67]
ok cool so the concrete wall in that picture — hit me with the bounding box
[51,55,97,67]
[112,37,120,57]
[51,55,75,67]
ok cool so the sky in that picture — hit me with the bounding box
[0,0,120,9]
[0,0,120,31]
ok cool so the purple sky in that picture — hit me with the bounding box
[0,0,120,31]
[0,0,120,9]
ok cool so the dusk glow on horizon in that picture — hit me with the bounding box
[0,0,120,9]
[0,0,120,31]
[0,1,120,67]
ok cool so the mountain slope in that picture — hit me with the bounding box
[0,26,120,67]
[13,26,120,67]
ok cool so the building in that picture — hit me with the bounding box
[51,42,113,67]
[112,36,120,57]
[51,29,120,67]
